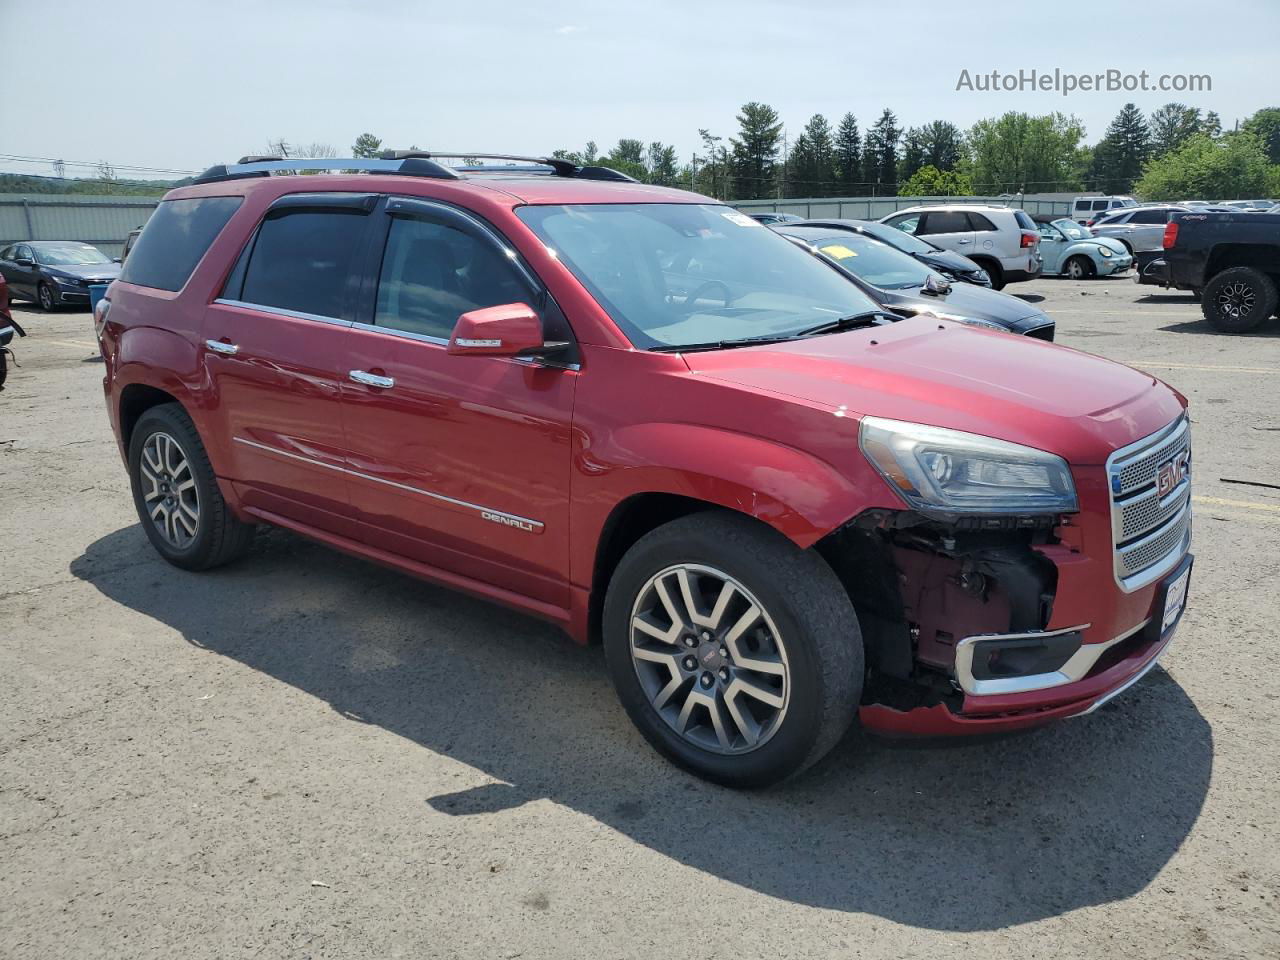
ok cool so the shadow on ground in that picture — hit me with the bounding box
[71,524,1213,932]
[1158,316,1280,337]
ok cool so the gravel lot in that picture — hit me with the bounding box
[2,275,1278,959]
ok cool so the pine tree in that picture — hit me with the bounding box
[352,133,383,158]
[834,113,862,194]
[1150,103,1202,157]
[899,127,927,184]
[919,120,964,171]
[1090,103,1151,194]
[864,109,902,194]
[646,142,679,186]
[729,102,783,200]
[1202,111,1222,139]
[799,114,835,196]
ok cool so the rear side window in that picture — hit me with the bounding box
[920,211,970,234]
[240,210,367,318]
[969,212,999,231]
[1129,208,1169,224]
[1013,210,1036,230]
[119,196,242,291]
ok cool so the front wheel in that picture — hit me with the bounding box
[1065,255,1095,280]
[603,511,863,788]
[977,260,1004,290]
[37,282,55,311]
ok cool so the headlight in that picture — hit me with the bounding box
[922,309,1008,333]
[1098,247,1112,258]
[53,275,83,286]
[859,417,1079,517]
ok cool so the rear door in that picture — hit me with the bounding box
[340,196,578,608]
[916,210,977,254]
[203,193,374,538]
[8,244,38,299]
[1125,207,1175,251]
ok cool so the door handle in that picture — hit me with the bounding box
[349,370,395,389]
[205,339,239,356]
[957,239,972,244]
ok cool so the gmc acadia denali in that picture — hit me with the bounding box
[96,153,1194,786]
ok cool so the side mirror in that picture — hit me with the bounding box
[922,274,952,296]
[112,257,123,263]
[14,257,34,267]
[447,303,548,357]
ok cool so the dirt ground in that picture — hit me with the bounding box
[1,275,1278,959]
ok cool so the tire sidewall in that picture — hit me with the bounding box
[1203,267,1277,333]
[603,515,859,787]
[128,406,218,567]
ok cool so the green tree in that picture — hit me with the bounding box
[919,120,964,171]
[785,132,814,198]
[1136,132,1271,200]
[1089,103,1151,194]
[966,111,1085,193]
[729,102,783,200]
[647,142,679,186]
[864,109,901,194]
[352,133,383,158]
[1149,103,1202,157]
[800,114,836,196]
[1202,111,1223,139]
[694,129,732,200]
[899,164,974,196]
[1242,107,1280,163]
[898,127,927,184]
[833,112,862,194]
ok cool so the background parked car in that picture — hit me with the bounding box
[1033,215,1133,279]
[1090,205,1192,258]
[880,204,1041,290]
[121,228,143,261]
[1072,195,1137,223]
[0,241,121,311]
[793,218,992,286]
[746,212,804,225]
[776,224,1054,338]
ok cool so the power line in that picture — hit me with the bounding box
[0,154,196,176]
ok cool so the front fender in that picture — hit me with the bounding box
[570,421,893,587]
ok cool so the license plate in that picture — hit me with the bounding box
[1162,567,1190,632]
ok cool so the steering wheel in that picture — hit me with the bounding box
[679,280,734,310]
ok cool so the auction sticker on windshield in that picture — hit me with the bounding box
[819,244,858,260]
[721,212,760,227]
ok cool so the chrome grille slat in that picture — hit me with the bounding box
[1107,416,1192,591]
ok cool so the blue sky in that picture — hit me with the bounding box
[1,0,1275,178]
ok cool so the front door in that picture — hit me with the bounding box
[342,197,577,609]
[202,195,376,539]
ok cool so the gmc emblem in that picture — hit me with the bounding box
[1156,450,1190,498]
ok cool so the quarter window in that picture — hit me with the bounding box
[1129,209,1169,224]
[373,216,532,340]
[240,209,367,318]
[968,212,998,231]
[919,211,970,234]
[118,196,242,292]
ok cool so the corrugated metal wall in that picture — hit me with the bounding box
[0,194,160,258]
[733,194,1074,218]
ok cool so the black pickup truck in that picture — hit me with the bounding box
[1162,211,1280,332]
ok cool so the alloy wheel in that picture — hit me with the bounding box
[38,284,53,310]
[1216,281,1255,319]
[629,563,790,754]
[139,431,200,548]
[1067,259,1085,279]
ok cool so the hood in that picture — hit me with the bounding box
[918,248,985,277]
[45,263,121,281]
[880,281,1047,331]
[683,316,1184,464]
[1089,237,1130,257]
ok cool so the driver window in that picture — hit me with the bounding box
[1038,223,1058,240]
[375,217,532,340]
[887,215,920,234]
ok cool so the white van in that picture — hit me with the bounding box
[1071,195,1137,224]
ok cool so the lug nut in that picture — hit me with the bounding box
[683,656,696,670]
[700,672,713,688]
[683,636,696,647]
[718,668,730,682]
[700,631,711,641]
[719,647,728,657]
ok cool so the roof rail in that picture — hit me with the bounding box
[191,156,460,185]
[380,150,638,183]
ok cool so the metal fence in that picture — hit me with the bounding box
[0,194,160,258]
[732,194,1073,219]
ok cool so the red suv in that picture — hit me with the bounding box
[97,153,1193,787]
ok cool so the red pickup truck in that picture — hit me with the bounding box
[95,153,1193,786]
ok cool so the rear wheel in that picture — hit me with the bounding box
[602,511,863,788]
[37,282,55,311]
[128,403,255,570]
[976,259,1004,290]
[1202,267,1277,333]
[1065,255,1095,280]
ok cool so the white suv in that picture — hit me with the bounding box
[879,205,1042,290]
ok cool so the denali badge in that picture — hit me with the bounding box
[481,510,536,533]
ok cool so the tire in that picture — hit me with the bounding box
[128,403,255,570]
[977,260,1004,290]
[1065,255,1096,280]
[37,282,55,312]
[1201,267,1278,333]
[602,511,863,788]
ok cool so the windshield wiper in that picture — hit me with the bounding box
[649,334,804,354]
[792,310,893,338]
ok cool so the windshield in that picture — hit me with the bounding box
[517,203,879,349]
[804,233,937,289]
[856,221,938,255]
[34,243,111,266]
[1050,219,1090,240]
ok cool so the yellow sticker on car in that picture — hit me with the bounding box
[820,244,858,259]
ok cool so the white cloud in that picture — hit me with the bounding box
[554,24,583,35]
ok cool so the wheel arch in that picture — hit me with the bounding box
[118,382,181,453]
[1205,243,1280,284]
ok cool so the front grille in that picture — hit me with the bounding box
[1107,417,1191,590]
